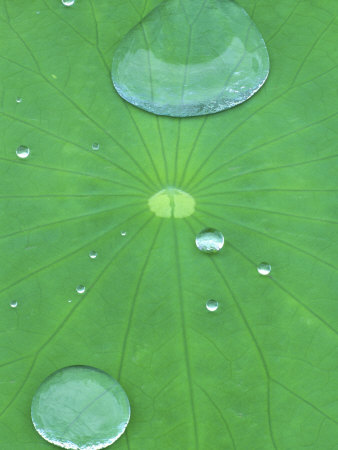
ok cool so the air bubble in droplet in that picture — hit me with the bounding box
[89,250,97,259]
[16,145,30,159]
[257,262,271,276]
[62,0,75,6]
[31,365,130,449]
[121,231,127,237]
[16,97,22,103]
[92,143,100,151]
[76,285,85,294]
[10,301,18,308]
[196,228,224,254]
[206,299,218,312]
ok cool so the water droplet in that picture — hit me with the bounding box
[62,0,75,6]
[257,262,271,276]
[196,228,224,254]
[89,250,97,259]
[16,145,30,159]
[92,142,100,151]
[206,299,218,312]
[10,301,18,308]
[31,366,130,449]
[120,231,127,237]
[36,11,40,15]
[111,0,269,117]
[76,285,85,294]
[67,299,72,303]
[16,97,22,103]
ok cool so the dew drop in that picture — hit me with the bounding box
[10,301,18,308]
[67,299,72,303]
[120,231,127,237]
[16,145,30,159]
[257,262,271,276]
[31,366,130,449]
[62,0,75,6]
[89,250,98,259]
[92,143,100,151]
[16,97,22,103]
[196,228,224,254]
[111,0,269,117]
[206,299,218,312]
[76,285,85,294]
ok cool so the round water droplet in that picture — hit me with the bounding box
[89,250,98,259]
[196,228,224,254]
[206,299,218,312]
[76,285,85,294]
[111,0,269,117]
[10,301,18,308]
[16,97,22,103]
[62,0,75,6]
[67,299,72,303]
[120,231,127,237]
[31,366,130,449]
[16,145,30,159]
[257,262,271,276]
[92,143,100,151]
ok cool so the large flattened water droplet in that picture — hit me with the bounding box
[196,228,224,253]
[31,366,130,449]
[111,0,269,117]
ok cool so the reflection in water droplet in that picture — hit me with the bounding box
[16,145,30,159]
[206,299,218,312]
[92,143,100,151]
[76,285,85,294]
[89,250,98,259]
[31,366,130,449]
[111,0,269,117]
[62,0,75,6]
[121,231,127,236]
[257,262,271,276]
[196,228,224,254]
[16,97,22,103]
[10,301,18,308]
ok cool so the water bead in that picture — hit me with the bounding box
[31,366,130,449]
[112,0,269,117]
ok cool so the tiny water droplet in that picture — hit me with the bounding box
[68,299,72,303]
[31,366,130,449]
[92,143,100,151]
[111,0,269,117]
[62,0,75,6]
[206,299,218,312]
[257,262,271,276]
[196,228,224,254]
[76,285,85,294]
[36,11,40,15]
[16,145,30,159]
[16,97,22,103]
[10,301,18,308]
[89,250,97,259]
[121,231,127,236]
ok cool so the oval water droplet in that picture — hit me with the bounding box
[16,97,22,103]
[89,250,97,259]
[120,231,127,237]
[76,285,85,294]
[62,0,75,6]
[206,299,218,312]
[16,145,30,159]
[67,299,72,303]
[196,228,224,254]
[92,143,100,151]
[31,366,130,449]
[257,262,271,276]
[10,301,18,308]
[112,0,269,117]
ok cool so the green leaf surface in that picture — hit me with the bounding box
[0,0,337,449]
